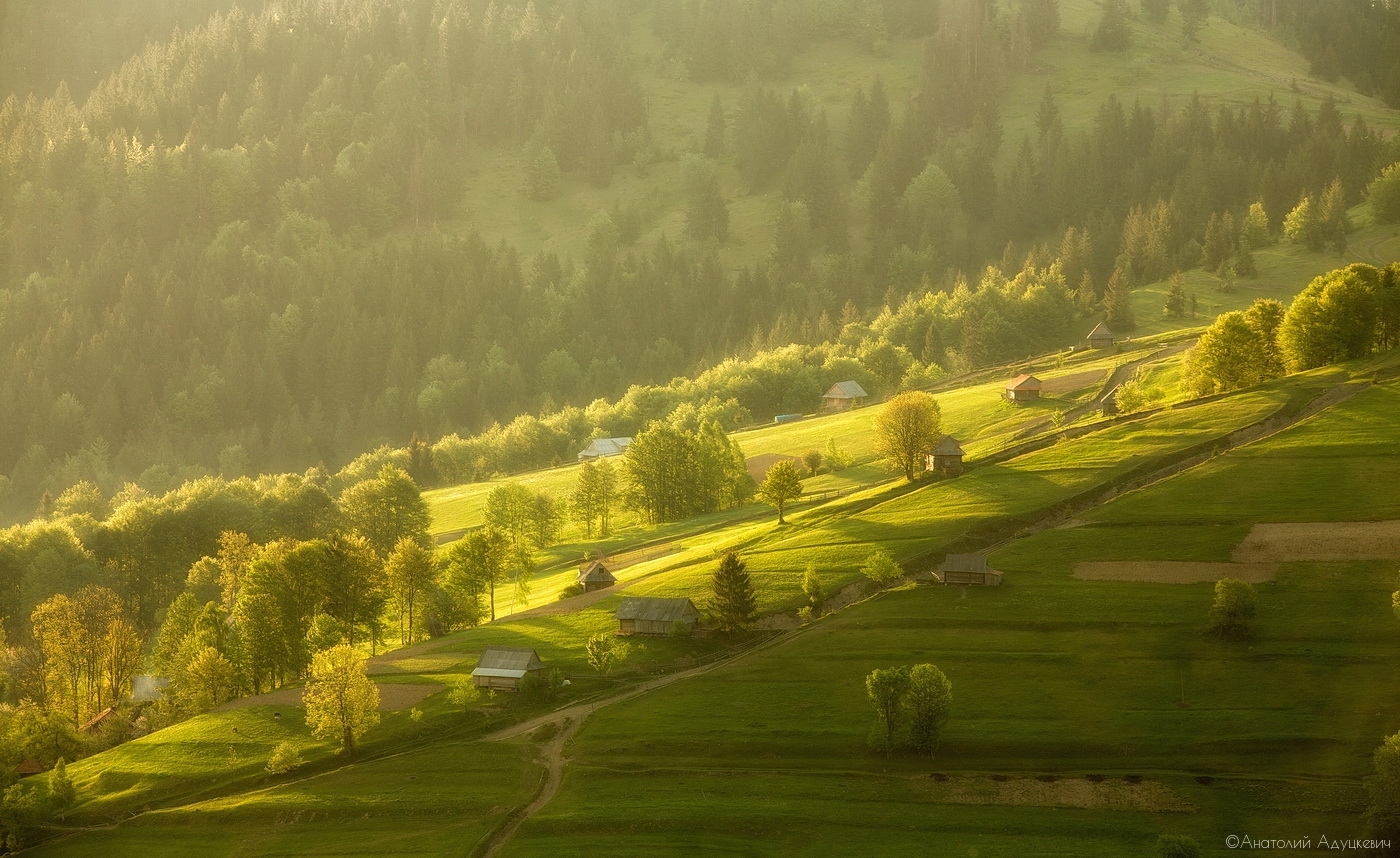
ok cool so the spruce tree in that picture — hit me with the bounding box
[710,552,757,633]
[1164,272,1187,318]
[1104,267,1137,331]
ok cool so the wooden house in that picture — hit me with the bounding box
[616,597,701,636]
[577,560,616,593]
[925,436,966,474]
[1004,374,1042,403]
[471,647,545,692]
[578,437,632,462]
[16,759,46,778]
[1087,322,1116,350]
[935,554,1003,587]
[821,381,868,412]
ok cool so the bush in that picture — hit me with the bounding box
[558,582,585,600]
[1156,834,1201,858]
[861,550,904,585]
[668,619,692,638]
[266,741,305,774]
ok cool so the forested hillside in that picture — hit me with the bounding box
[1,0,1398,524]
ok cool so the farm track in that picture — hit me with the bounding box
[471,375,1378,856]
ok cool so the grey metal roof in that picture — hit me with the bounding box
[615,596,700,623]
[472,647,544,678]
[1087,322,1115,340]
[578,561,616,584]
[933,436,965,457]
[823,381,868,399]
[579,437,632,458]
[939,554,989,574]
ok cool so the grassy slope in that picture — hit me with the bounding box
[501,375,1400,857]
[42,347,1373,853]
[36,6,1400,853]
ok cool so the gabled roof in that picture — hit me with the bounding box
[79,707,117,734]
[578,560,616,585]
[616,596,700,623]
[1006,374,1042,391]
[472,647,544,679]
[939,554,990,574]
[16,759,46,776]
[1087,322,1115,340]
[579,437,632,458]
[823,381,868,399]
[932,436,965,457]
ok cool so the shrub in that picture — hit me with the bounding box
[266,741,305,774]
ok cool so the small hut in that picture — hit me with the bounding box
[935,554,1002,586]
[821,381,868,412]
[471,647,545,692]
[925,436,966,475]
[616,597,701,636]
[577,560,616,593]
[1086,323,1116,350]
[1004,374,1042,403]
[16,759,46,778]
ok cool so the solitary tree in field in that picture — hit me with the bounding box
[710,551,757,633]
[1208,578,1257,637]
[905,663,953,757]
[801,449,823,477]
[758,460,803,524]
[303,644,380,756]
[874,391,941,481]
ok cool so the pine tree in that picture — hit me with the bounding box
[710,551,756,633]
[1104,267,1137,331]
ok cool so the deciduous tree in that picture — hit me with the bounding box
[873,392,941,481]
[758,460,803,524]
[303,644,380,756]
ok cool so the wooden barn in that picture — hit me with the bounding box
[1086,322,1116,350]
[577,560,616,593]
[935,554,1003,586]
[925,436,966,474]
[471,647,545,692]
[1004,374,1042,403]
[616,597,701,636]
[578,437,632,461]
[821,381,868,412]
